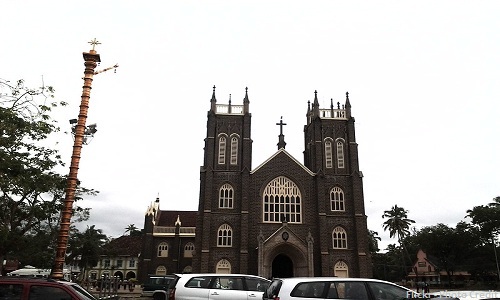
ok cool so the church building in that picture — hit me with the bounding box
[139,87,372,281]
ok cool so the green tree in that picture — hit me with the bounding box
[368,229,381,254]
[382,205,415,275]
[467,196,500,282]
[67,225,108,278]
[0,78,94,265]
[124,224,140,236]
[467,196,500,241]
[372,244,408,281]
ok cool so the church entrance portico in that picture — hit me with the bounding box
[257,226,313,278]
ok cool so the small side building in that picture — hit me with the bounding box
[84,235,142,282]
[138,198,197,283]
[407,249,471,286]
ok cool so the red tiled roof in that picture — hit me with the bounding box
[156,210,198,227]
[104,235,143,256]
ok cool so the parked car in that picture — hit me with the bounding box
[0,277,98,300]
[167,273,270,300]
[141,274,177,299]
[263,277,430,300]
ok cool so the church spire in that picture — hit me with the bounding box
[210,85,217,112]
[345,91,351,118]
[276,116,287,149]
[312,90,320,117]
[243,87,249,114]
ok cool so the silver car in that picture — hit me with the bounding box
[168,273,270,300]
[263,277,447,300]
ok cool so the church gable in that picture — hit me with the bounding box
[251,148,314,176]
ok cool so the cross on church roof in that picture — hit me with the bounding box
[88,38,101,51]
[276,116,287,135]
[276,116,287,149]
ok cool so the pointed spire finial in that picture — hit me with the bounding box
[312,90,320,117]
[210,85,217,112]
[345,91,352,118]
[211,85,217,101]
[243,87,250,113]
[175,215,182,226]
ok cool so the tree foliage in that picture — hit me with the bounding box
[124,224,141,236]
[67,225,108,277]
[0,78,95,265]
[382,205,415,242]
[381,205,416,275]
[374,199,500,285]
[467,196,500,241]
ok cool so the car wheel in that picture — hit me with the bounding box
[153,293,166,300]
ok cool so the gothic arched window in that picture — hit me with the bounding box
[230,136,238,165]
[218,136,226,164]
[184,242,195,258]
[217,224,232,247]
[330,187,345,211]
[263,176,302,223]
[332,227,347,249]
[336,140,345,168]
[325,139,333,168]
[219,184,234,209]
[157,242,168,257]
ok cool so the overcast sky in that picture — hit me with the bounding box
[2,1,499,251]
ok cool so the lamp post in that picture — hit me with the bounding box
[51,39,102,280]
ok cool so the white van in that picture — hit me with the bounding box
[168,273,270,300]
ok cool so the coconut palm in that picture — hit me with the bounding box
[124,224,139,236]
[382,205,415,275]
[382,205,415,241]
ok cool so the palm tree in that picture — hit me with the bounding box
[124,224,139,236]
[67,225,108,280]
[382,205,415,276]
[382,205,415,241]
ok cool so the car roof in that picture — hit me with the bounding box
[0,277,76,286]
[175,273,268,278]
[273,277,397,282]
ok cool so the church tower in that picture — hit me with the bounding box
[194,86,253,272]
[303,91,371,277]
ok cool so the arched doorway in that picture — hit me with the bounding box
[272,254,294,278]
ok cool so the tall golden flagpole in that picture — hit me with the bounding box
[51,39,101,280]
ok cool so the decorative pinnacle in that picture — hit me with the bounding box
[88,38,101,51]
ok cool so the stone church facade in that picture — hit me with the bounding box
[139,87,372,281]
[193,87,371,278]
